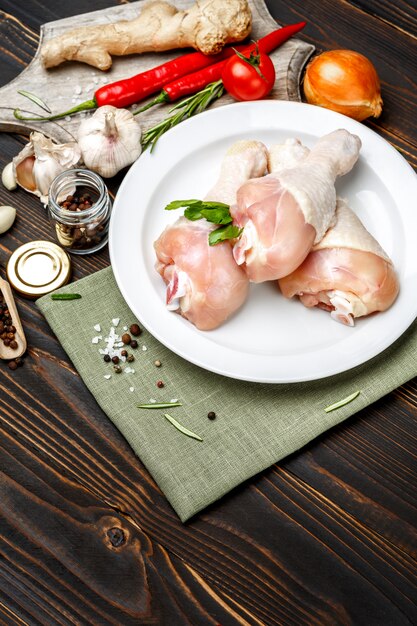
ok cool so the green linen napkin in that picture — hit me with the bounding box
[38,267,417,522]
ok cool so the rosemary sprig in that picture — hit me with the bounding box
[18,90,52,114]
[141,80,224,152]
[324,391,360,413]
[51,293,82,301]
[137,402,182,409]
[163,413,203,442]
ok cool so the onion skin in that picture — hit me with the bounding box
[303,50,383,121]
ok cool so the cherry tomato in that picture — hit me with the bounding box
[222,49,276,101]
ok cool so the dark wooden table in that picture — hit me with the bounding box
[0,1,416,624]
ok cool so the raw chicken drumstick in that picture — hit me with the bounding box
[279,197,400,325]
[230,129,362,282]
[270,138,399,325]
[153,141,268,330]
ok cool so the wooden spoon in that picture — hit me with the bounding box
[0,275,27,359]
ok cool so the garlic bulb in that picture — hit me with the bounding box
[303,50,383,122]
[13,132,81,205]
[77,105,142,178]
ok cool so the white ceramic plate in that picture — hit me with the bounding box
[109,101,417,383]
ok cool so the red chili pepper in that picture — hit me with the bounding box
[95,47,241,109]
[136,22,307,112]
[13,47,244,122]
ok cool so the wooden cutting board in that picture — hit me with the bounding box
[0,0,314,144]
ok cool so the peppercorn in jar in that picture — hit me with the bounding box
[48,169,112,254]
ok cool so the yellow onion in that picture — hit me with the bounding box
[303,49,383,121]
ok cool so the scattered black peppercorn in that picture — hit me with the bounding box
[121,349,128,357]
[8,360,18,371]
[111,356,120,364]
[157,380,164,388]
[130,323,141,336]
[113,365,122,373]
[127,355,135,363]
[207,411,216,420]
[103,354,111,362]
[130,340,138,349]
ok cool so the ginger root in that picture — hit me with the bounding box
[41,0,252,70]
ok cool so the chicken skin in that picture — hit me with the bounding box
[279,197,400,325]
[154,140,268,330]
[231,129,362,282]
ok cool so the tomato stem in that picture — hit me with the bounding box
[232,43,267,81]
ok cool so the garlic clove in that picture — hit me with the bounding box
[13,132,81,205]
[1,162,17,191]
[77,105,142,178]
[15,156,37,192]
[0,205,17,234]
[303,49,383,122]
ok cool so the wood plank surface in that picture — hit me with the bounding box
[0,1,416,625]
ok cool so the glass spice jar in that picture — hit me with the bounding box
[48,169,112,255]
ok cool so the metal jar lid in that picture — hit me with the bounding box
[7,240,71,298]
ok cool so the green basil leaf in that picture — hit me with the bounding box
[209,225,243,246]
[200,207,232,224]
[165,199,201,211]
[165,199,231,225]
[184,206,204,221]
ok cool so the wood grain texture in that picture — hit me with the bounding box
[0,1,416,625]
[349,0,417,34]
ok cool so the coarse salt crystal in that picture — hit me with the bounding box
[98,348,108,355]
[65,116,71,122]
[94,324,101,332]
[129,387,135,392]
[142,345,147,351]
[170,399,178,403]
[112,318,120,327]
[91,336,102,344]
[125,367,135,374]
[104,374,111,380]
[123,326,128,331]
[149,398,156,403]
